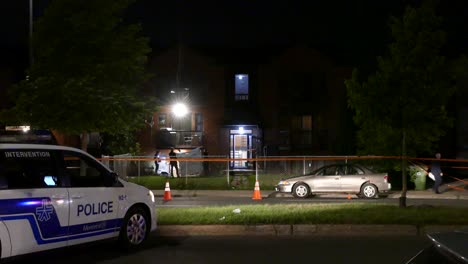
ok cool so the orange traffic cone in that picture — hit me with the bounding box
[252,180,262,200]
[163,181,172,201]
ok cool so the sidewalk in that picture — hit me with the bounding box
[152,184,468,200]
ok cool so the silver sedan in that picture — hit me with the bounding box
[275,164,391,199]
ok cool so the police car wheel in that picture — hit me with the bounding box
[119,207,149,248]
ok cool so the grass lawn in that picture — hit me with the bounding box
[128,174,284,190]
[157,203,468,225]
[127,174,465,191]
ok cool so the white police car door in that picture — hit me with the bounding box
[61,150,122,246]
[0,149,69,256]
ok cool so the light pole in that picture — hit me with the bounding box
[29,0,33,67]
[169,102,188,180]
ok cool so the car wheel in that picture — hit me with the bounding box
[119,206,150,249]
[293,183,311,198]
[361,183,378,199]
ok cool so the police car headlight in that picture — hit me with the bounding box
[148,190,155,203]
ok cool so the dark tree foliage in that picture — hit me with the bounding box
[345,1,458,157]
[1,0,156,151]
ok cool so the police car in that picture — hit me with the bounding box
[0,143,157,259]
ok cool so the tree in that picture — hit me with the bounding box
[345,1,459,207]
[100,130,140,156]
[1,0,156,152]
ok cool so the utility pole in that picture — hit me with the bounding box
[29,0,34,67]
[399,130,407,208]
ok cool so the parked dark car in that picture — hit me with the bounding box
[406,228,468,263]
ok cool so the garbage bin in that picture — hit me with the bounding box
[410,165,427,191]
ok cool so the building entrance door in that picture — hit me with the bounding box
[229,133,252,168]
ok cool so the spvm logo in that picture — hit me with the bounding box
[35,199,53,222]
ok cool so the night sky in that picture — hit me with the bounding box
[1,0,468,80]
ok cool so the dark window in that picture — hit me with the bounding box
[0,150,60,189]
[292,115,312,130]
[345,165,364,175]
[235,74,249,101]
[158,113,167,127]
[317,166,339,176]
[291,115,313,146]
[279,130,290,146]
[195,113,203,131]
[62,151,111,187]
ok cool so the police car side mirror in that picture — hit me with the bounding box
[106,172,120,187]
[111,172,119,182]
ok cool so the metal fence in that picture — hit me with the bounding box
[100,155,397,179]
[98,155,468,190]
[99,155,389,185]
[100,155,229,178]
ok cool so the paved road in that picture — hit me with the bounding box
[9,235,430,264]
[152,183,468,208]
[155,196,468,208]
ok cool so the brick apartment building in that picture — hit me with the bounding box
[139,44,353,169]
[1,45,466,163]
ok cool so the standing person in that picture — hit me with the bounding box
[169,148,179,178]
[430,153,443,194]
[154,150,160,175]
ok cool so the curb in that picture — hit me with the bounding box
[155,224,467,237]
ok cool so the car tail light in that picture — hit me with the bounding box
[384,175,388,182]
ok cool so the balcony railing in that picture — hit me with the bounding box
[155,130,204,148]
[235,94,249,101]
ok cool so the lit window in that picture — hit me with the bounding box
[235,74,249,101]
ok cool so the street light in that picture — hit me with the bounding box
[170,102,189,132]
[169,102,189,148]
[172,103,188,118]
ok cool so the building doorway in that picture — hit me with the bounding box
[229,128,252,168]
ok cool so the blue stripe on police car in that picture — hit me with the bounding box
[0,198,123,245]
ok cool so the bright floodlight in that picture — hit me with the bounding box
[172,103,188,117]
